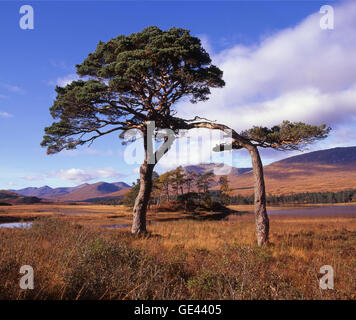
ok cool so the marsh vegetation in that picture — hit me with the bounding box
[0,204,355,299]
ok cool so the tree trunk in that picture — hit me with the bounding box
[248,145,269,246]
[131,161,154,234]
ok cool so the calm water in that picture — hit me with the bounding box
[0,222,33,229]
[101,224,130,229]
[267,205,356,215]
[1,205,355,230]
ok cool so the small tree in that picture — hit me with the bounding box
[201,171,215,193]
[219,175,232,205]
[41,26,225,234]
[158,171,172,202]
[184,120,331,246]
[195,173,204,194]
[184,171,196,194]
[149,171,161,207]
[123,180,140,207]
[170,166,186,196]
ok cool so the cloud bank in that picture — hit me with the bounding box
[178,1,356,139]
[52,167,123,183]
[21,168,124,184]
[0,111,13,118]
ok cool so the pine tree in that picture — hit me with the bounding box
[41,27,225,234]
[183,120,331,246]
[219,175,232,205]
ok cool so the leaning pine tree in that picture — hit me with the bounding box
[41,27,225,234]
[184,120,331,246]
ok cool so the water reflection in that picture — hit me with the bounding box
[0,222,32,229]
[268,205,356,215]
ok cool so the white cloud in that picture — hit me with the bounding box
[0,82,24,94]
[21,175,45,182]
[132,167,140,175]
[52,167,123,183]
[156,128,233,170]
[59,148,114,157]
[198,34,214,56]
[178,1,356,134]
[55,74,78,87]
[0,111,13,118]
[49,59,72,70]
[48,74,79,87]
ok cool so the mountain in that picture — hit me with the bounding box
[183,163,251,176]
[8,147,356,202]
[176,163,252,191]
[277,146,356,165]
[7,163,250,202]
[113,182,132,189]
[0,190,41,205]
[10,181,131,202]
[55,182,130,202]
[224,146,356,196]
[10,185,80,198]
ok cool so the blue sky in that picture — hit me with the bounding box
[1,0,354,189]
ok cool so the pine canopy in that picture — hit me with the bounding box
[41,26,225,154]
[240,121,331,151]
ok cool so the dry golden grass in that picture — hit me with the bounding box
[0,203,355,300]
[0,203,132,226]
[0,203,232,227]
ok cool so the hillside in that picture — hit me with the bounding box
[183,163,251,176]
[278,146,356,165]
[0,190,41,205]
[55,182,130,202]
[10,184,88,198]
[225,147,356,196]
[11,181,131,202]
[8,147,356,201]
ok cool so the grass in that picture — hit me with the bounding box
[0,206,355,300]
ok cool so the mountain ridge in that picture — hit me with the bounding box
[277,146,356,165]
[183,163,252,176]
[10,181,131,201]
[224,146,356,196]
[5,146,356,201]
[0,190,41,205]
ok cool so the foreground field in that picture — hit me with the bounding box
[0,205,355,299]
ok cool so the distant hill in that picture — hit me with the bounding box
[0,190,41,205]
[223,146,356,196]
[183,163,251,176]
[278,146,356,165]
[8,146,356,202]
[10,185,86,198]
[10,181,131,202]
[55,182,130,202]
